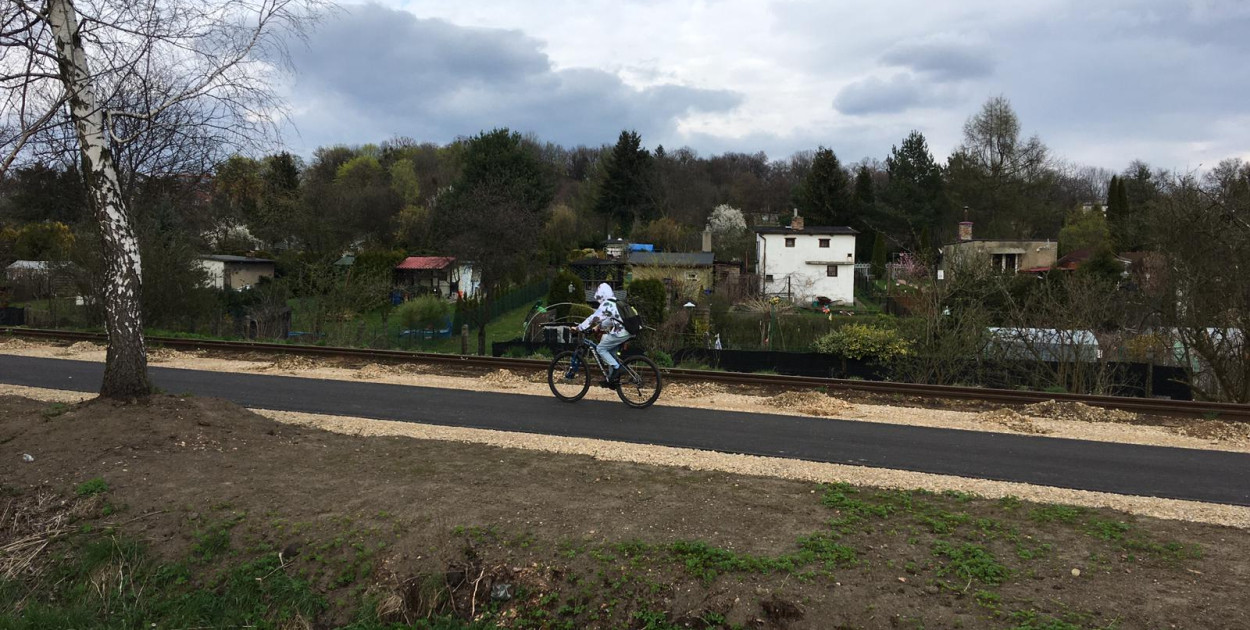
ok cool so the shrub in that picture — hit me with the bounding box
[627,278,666,326]
[647,349,674,367]
[394,296,451,331]
[546,269,585,322]
[569,303,595,321]
[813,324,911,361]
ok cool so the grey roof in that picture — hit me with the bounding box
[755,226,858,235]
[628,252,714,266]
[199,254,273,263]
[569,257,625,267]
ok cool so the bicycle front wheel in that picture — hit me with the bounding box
[548,350,590,402]
[616,355,663,408]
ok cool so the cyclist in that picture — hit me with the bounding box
[575,283,633,385]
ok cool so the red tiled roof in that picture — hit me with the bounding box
[396,256,455,270]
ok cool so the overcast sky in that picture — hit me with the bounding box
[279,0,1250,172]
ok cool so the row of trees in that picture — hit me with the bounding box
[2,98,1177,270]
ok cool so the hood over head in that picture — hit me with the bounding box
[594,283,615,302]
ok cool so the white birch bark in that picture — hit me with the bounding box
[46,0,151,398]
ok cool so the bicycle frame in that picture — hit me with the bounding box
[570,335,637,382]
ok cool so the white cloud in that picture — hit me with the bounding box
[279,0,1250,171]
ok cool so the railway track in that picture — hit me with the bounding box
[4,326,1248,421]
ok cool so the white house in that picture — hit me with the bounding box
[197,255,275,290]
[755,216,858,305]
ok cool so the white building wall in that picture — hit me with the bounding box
[757,233,856,304]
[198,259,225,290]
[456,262,481,297]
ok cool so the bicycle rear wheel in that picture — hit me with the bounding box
[548,350,590,402]
[616,355,663,408]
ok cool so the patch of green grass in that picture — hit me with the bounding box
[821,483,895,523]
[634,608,682,630]
[931,541,1010,587]
[192,513,245,563]
[997,496,1023,511]
[941,490,977,503]
[74,478,108,497]
[1120,538,1202,562]
[1084,518,1130,541]
[794,532,857,569]
[973,589,1002,610]
[1006,610,1094,630]
[1028,504,1086,524]
[917,510,970,535]
[2,533,326,629]
[41,402,71,418]
[666,541,778,583]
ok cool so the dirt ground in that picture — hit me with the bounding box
[3,394,1249,629]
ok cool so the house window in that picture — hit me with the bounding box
[785,237,795,247]
[765,274,774,282]
[819,238,830,248]
[826,265,838,277]
[991,253,1020,272]
[685,271,698,282]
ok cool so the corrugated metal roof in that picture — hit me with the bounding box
[628,252,714,266]
[396,256,455,270]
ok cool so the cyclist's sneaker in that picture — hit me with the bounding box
[597,380,614,389]
[606,367,622,385]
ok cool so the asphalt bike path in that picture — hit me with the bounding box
[3,354,1248,506]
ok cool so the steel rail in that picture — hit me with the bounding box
[4,327,1248,420]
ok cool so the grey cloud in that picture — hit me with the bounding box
[285,3,742,151]
[880,39,994,81]
[833,73,926,115]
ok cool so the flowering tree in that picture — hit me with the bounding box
[706,203,751,261]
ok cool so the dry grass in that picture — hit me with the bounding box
[148,347,192,363]
[765,390,854,417]
[57,341,102,356]
[256,355,322,372]
[1170,420,1250,443]
[480,369,527,389]
[976,409,1050,434]
[1,490,97,581]
[355,363,426,380]
[664,382,728,399]
[1021,400,1137,424]
[0,337,38,349]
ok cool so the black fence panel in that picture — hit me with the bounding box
[492,339,647,359]
[0,307,25,326]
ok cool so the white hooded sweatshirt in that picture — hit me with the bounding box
[577,283,629,337]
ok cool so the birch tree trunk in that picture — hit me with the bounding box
[47,0,151,398]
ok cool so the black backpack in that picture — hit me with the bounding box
[616,299,643,335]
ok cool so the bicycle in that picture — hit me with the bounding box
[546,330,663,408]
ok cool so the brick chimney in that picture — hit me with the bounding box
[958,221,973,242]
[791,215,805,231]
[702,228,713,253]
